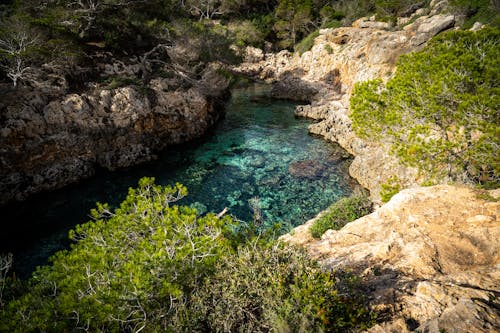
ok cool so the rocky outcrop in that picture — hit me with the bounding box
[0,65,230,204]
[235,2,456,201]
[282,185,500,332]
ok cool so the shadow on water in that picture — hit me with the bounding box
[0,83,358,278]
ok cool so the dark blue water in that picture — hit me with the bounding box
[0,83,358,278]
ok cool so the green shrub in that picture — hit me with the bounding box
[177,241,374,332]
[228,20,265,48]
[104,76,142,89]
[450,0,500,28]
[351,28,500,186]
[321,20,344,29]
[295,30,320,55]
[324,44,334,54]
[0,178,237,332]
[0,179,375,332]
[310,195,372,238]
[379,176,402,203]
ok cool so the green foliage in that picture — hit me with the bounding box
[450,0,500,28]
[324,43,334,54]
[228,20,265,48]
[321,19,344,29]
[274,0,315,49]
[351,28,500,186]
[310,195,372,238]
[379,176,402,203]
[103,76,143,89]
[0,178,375,332]
[0,178,236,332]
[374,0,416,23]
[179,241,374,332]
[295,30,320,55]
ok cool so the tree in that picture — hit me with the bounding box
[274,0,314,49]
[351,28,500,186]
[0,178,236,332]
[184,0,225,20]
[0,19,39,87]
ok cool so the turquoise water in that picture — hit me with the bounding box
[0,83,358,277]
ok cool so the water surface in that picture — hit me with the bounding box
[0,83,358,277]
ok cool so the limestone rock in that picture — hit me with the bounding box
[282,185,500,332]
[234,8,457,202]
[0,67,230,204]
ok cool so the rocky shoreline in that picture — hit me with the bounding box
[237,1,500,332]
[235,7,459,201]
[0,63,231,205]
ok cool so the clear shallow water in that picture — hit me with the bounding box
[0,83,358,278]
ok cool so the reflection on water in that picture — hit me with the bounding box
[0,83,358,278]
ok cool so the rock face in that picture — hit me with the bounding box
[282,185,500,332]
[235,2,457,201]
[0,66,230,204]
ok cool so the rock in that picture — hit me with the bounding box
[271,76,320,102]
[352,17,392,30]
[234,7,457,202]
[429,0,449,15]
[244,46,264,63]
[282,185,500,333]
[470,22,485,31]
[407,14,455,46]
[0,66,230,205]
[288,160,325,179]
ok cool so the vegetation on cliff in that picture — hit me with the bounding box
[351,27,499,187]
[2,0,498,89]
[310,194,372,238]
[0,178,373,332]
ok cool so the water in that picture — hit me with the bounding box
[0,83,358,278]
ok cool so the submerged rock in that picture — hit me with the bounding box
[288,160,325,179]
[282,185,500,332]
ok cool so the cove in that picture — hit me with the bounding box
[0,83,359,278]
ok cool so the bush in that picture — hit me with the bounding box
[310,195,372,238]
[0,179,375,332]
[379,176,402,203]
[294,30,320,55]
[0,178,237,332]
[177,241,374,332]
[450,0,500,29]
[351,28,500,186]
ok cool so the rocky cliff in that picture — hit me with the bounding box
[282,185,500,332]
[235,0,458,202]
[0,63,230,205]
[238,1,499,331]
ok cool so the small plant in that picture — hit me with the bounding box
[181,241,375,332]
[294,30,319,55]
[324,44,334,54]
[321,20,344,30]
[380,175,401,203]
[475,190,498,202]
[104,76,142,90]
[310,194,372,238]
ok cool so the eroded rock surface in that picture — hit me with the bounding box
[0,65,230,204]
[282,185,500,332]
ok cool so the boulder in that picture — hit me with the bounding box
[282,185,500,333]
